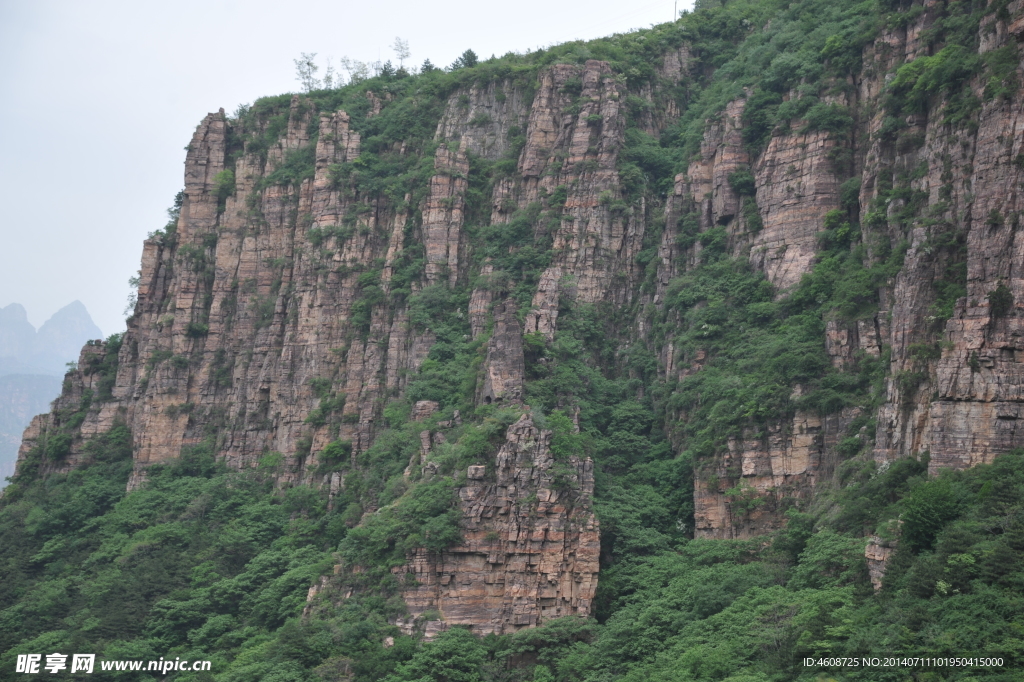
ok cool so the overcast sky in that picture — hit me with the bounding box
[0,0,695,336]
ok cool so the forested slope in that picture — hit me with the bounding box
[2,0,1024,679]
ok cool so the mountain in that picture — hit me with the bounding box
[0,302,101,487]
[0,374,63,483]
[2,0,1024,679]
[35,301,105,372]
[0,304,37,374]
[0,301,103,376]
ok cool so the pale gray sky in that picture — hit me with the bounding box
[0,0,694,335]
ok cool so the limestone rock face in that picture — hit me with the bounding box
[477,301,525,406]
[865,537,896,591]
[15,63,624,635]
[685,0,1024,536]
[694,408,859,539]
[423,143,469,286]
[749,127,842,291]
[865,1,1024,476]
[13,96,449,490]
[468,262,495,339]
[412,401,440,421]
[434,80,530,160]
[396,414,599,637]
[681,98,750,235]
[525,267,562,342]
[16,342,125,478]
[507,60,645,306]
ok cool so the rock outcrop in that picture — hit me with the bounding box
[477,301,525,406]
[694,408,859,539]
[396,414,598,637]
[682,1,1024,537]
[423,142,469,286]
[865,536,896,591]
[865,2,1024,477]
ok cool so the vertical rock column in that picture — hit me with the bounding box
[423,143,469,286]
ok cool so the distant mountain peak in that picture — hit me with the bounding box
[0,301,102,375]
[0,303,31,325]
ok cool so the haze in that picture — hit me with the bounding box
[0,0,695,336]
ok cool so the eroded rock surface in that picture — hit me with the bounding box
[477,301,525,406]
[396,414,599,637]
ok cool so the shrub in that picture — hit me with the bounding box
[901,476,960,551]
[801,103,853,134]
[548,411,583,460]
[319,440,353,466]
[213,169,235,209]
[185,322,209,337]
[44,433,72,461]
[699,226,729,259]
[988,283,1013,318]
[742,197,762,232]
[727,169,756,196]
[886,45,981,122]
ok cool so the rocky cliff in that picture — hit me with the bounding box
[14,0,1024,635]
[664,0,1024,540]
[399,414,597,637]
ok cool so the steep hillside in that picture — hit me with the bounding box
[3,0,1024,679]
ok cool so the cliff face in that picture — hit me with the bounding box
[396,414,598,637]
[13,55,659,634]
[672,0,1024,538]
[15,0,1024,629]
[866,2,1024,475]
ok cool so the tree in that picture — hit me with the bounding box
[293,53,341,90]
[339,56,371,83]
[321,58,337,89]
[391,37,411,68]
[902,477,960,551]
[450,49,478,71]
[383,628,485,682]
[294,52,320,93]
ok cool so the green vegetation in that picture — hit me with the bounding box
[988,283,1014,318]
[6,437,1021,680]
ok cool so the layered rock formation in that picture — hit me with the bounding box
[13,56,642,633]
[693,408,860,538]
[477,302,525,406]
[864,3,1024,476]
[673,1,1024,537]
[396,414,598,637]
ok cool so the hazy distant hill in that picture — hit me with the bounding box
[0,374,63,482]
[0,301,103,376]
[0,301,102,486]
